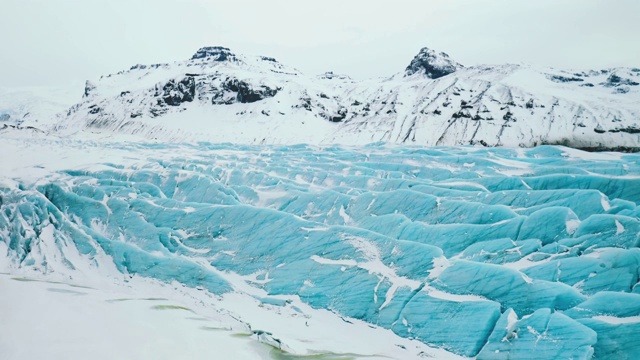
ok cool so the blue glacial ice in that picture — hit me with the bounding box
[1,142,640,359]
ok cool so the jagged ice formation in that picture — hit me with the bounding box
[1,140,639,359]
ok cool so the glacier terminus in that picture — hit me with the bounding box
[1,137,640,359]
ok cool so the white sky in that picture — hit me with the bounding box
[1,0,639,87]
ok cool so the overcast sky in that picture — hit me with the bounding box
[2,0,639,87]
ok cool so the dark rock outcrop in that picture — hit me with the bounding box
[191,46,236,62]
[162,76,196,106]
[88,105,101,114]
[548,75,584,83]
[0,124,44,133]
[84,80,96,97]
[405,47,463,78]
[130,63,166,71]
[328,108,347,122]
[526,98,535,109]
[221,79,279,104]
[603,74,639,87]
[608,126,640,134]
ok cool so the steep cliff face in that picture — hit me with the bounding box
[5,46,639,150]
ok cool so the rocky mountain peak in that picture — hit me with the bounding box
[191,46,237,62]
[405,47,463,78]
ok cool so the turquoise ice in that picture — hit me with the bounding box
[1,143,639,358]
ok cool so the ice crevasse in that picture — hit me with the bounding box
[1,141,640,359]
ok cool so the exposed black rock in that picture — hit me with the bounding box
[574,146,640,153]
[469,139,489,146]
[88,105,101,115]
[84,80,96,97]
[211,91,235,105]
[608,74,623,84]
[191,46,236,62]
[222,79,279,104]
[503,111,515,121]
[328,108,347,122]
[452,110,472,119]
[294,97,313,111]
[162,76,196,106]
[603,74,639,87]
[548,75,584,83]
[526,99,535,109]
[608,126,640,134]
[129,63,165,71]
[0,124,44,133]
[405,47,463,78]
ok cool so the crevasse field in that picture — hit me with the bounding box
[1,138,639,359]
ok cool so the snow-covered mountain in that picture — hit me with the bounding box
[5,45,638,150]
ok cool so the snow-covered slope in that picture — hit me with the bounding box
[0,84,83,135]
[11,45,636,150]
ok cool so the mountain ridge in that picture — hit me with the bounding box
[2,45,639,150]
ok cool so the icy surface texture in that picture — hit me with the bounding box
[1,143,640,358]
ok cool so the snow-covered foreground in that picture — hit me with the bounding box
[0,274,271,360]
[1,135,640,359]
[0,273,451,360]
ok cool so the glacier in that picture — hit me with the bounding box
[1,138,639,359]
